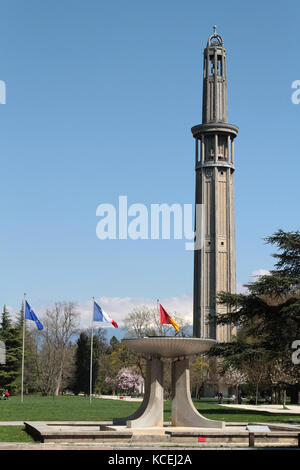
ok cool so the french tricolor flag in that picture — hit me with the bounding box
[93,301,118,328]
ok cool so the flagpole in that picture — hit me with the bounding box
[21,293,26,403]
[89,297,95,404]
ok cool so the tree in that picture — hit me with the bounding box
[105,367,143,396]
[109,336,119,348]
[209,230,300,403]
[0,305,23,393]
[123,307,154,338]
[92,328,109,394]
[36,302,79,396]
[72,328,108,395]
[72,332,90,394]
[190,356,210,399]
[13,301,40,394]
[123,306,192,380]
[105,337,135,384]
[267,358,298,408]
[242,357,269,405]
[222,366,248,402]
[124,306,191,339]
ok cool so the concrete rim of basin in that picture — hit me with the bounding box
[122,337,216,358]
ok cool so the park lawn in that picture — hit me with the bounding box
[186,400,300,425]
[0,395,139,421]
[0,426,36,442]
[0,396,299,425]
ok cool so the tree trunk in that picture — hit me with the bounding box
[271,388,276,404]
[283,389,287,408]
[55,372,62,396]
[55,363,64,396]
[255,383,259,405]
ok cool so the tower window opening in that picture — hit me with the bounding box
[209,56,214,76]
[218,135,227,160]
[217,57,222,76]
[206,137,215,161]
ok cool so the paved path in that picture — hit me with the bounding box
[94,395,143,402]
[220,404,300,414]
[0,443,253,450]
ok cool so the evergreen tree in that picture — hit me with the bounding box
[209,229,300,403]
[72,332,90,394]
[10,302,25,393]
[72,330,106,395]
[109,336,119,349]
[92,331,105,394]
[0,305,22,392]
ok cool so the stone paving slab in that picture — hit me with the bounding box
[22,421,300,448]
[0,443,252,450]
[0,442,299,451]
[0,422,24,426]
[1,421,299,449]
[0,442,113,450]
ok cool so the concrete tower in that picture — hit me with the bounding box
[192,27,238,341]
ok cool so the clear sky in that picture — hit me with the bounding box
[0,0,299,326]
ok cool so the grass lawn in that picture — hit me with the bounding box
[186,399,300,425]
[0,396,299,423]
[0,395,140,421]
[0,396,299,442]
[0,426,36,443]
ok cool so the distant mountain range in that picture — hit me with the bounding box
[73,325,194,345]
[105,325,194,343]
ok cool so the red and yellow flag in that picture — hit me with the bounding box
[159,304,180,333]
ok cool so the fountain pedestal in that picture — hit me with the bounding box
[113,337,224,429]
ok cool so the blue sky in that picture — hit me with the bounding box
[0,1,299,325]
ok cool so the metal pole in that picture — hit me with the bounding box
[89,298,95,404]
[21,293,26,403]
[157,299,160,334]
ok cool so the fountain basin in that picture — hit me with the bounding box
[122,336,216,358]
[115,336,225,429]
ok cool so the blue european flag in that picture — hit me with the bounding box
[25,301,43,330]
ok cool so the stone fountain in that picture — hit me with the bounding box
[113,336,224,429]
[24,336,300,446]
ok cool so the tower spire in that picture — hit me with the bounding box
[203,27,226,123]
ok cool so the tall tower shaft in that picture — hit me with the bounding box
[192,27,238,341]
